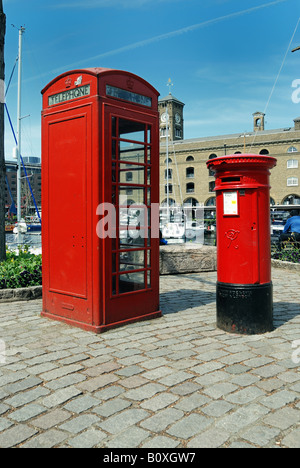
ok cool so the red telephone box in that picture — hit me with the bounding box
[207,154,277,334]
[41,68,162,333]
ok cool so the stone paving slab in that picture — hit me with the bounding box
[0,269,299,448]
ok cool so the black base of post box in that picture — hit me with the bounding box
[216,282,273,335]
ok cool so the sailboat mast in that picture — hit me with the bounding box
[16,26,25,224]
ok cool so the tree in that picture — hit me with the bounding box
[0,0,5,261]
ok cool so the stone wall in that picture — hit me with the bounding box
[159,244,217,275]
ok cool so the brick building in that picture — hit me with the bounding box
[159,94,300,208]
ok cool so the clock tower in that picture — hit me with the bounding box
[158,93,184,141]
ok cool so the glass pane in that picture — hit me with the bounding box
[112,276,117,295]
[147,168,151,185]
[147,146,151,164]
[119,250,145,271]
[119,230,146,249]
[112,140,117,160]
[119,142,145,163]
[147,127,151,144]
[119,187,145,205]
[147,271,151,288]
[112,253,116,273]
[119,271,145,294]
[119,119,146,142]
[112,117,116,137]
[119,164,145,185]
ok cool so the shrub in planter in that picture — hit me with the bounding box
[0,246,42,289]
[272,246,300,264]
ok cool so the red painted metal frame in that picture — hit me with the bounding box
[206,154,277,286]
[41,68,161,333]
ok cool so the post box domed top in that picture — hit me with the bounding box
[206,154,277,173]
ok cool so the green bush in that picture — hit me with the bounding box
[272,245,300,264]
[0,246,42,289]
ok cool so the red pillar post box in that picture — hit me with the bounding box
[41,68,162,333]
[206,154,277,334]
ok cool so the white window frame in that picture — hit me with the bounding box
[287,177,299,187]
[287,159,298,169]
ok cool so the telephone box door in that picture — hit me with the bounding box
[100,106,160,329]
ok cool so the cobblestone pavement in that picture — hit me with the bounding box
[0,269,299,448]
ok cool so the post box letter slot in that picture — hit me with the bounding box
[221,177,241,183]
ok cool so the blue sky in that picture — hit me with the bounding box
[3,0,300,160]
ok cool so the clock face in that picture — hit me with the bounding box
[175,113,181,124]
[161,112,167,123]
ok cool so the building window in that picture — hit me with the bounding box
[209,154,217,159]
[186,156,194,162]
[209,181,215,192]
[165,169,172,180]
[164,158,172,164]
[186,167,194,178]
[259,149,269,155]
[165,184,173,194]
[287,177,299,187]
[186,183,195,193]
[126,172,133,182]
[288,146,298,153]
[282,194,300,205]
[175,129,181,138]
[205,197,216,207]
[160,128,170,137]
[287,159,298,169]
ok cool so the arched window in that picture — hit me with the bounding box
[165,184,173,194]
[186,167,194,178]
[209,181,215,192]
[161,198,176,207]
[186,156,194,162]
[164,158,172,164]
[205,197,216,207]
[209,154,217,159]
[259,149,269,155]
[184,197,199,207]
[186,183,195,193]
[288,146,298,153]
[282,194,300,205]
[164,169,172,179]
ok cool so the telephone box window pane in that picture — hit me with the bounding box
[112,117,116,137]
[119,143,145,163]
[106,86,152,108]
[119,272,145,294]
[119,206,148,230]
[147,271,151,288]
[119,250,145,271]
[112,140,117,160]
[119,187,145,205]
[119,231,145,249]
[119,164,145,185]
[112,276,117,296]
[112,253,116,273]
[119,119,146,142]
